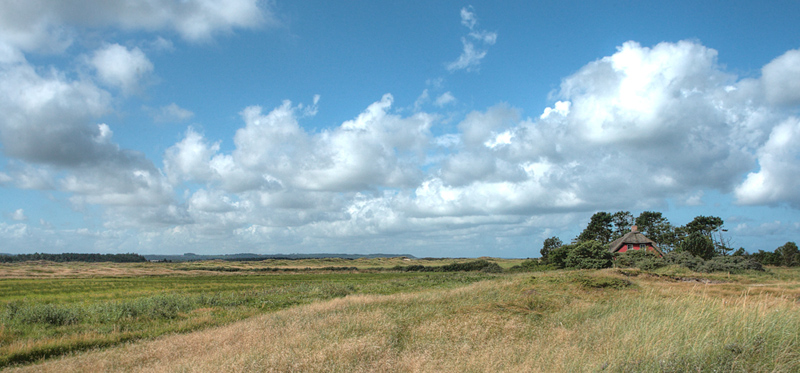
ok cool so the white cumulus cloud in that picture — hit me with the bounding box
[761,49,800,106]
[0,0,273,53]
[90,44,154,94]
[735,117,800,207]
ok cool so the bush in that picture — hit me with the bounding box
[565,241,613,269]
[441,260,495,272]
[572,275,633,289]
[615,250,666,271]
[480,262,504,273]
[697,256,764,273]
[662,251,764,273]
[507,259,558,272]
[4,302,81,326]
[390,259,502,273]
[545,245,571,269]
[663,251,705,272]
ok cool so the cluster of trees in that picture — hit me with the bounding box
[0,253,147,263]
[737,242,799,267]
[570,211,729,256]
[539,211,798,271]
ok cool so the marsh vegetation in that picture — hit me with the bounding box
[1,259,798,372]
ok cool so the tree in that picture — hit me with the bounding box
[635,211,680,252]
[678,232,715,260]
[540,236,563,259]
[777,242,799,267]
[565,240,613,269]
[576,212,613,244]
[684,215,727,256]
[684,215,723,237]
[750,249,782,266]
[611,211,634,240]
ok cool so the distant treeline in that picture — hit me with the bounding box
[144,253,417,262]
[740,242,799,267]
[0,253,147,263]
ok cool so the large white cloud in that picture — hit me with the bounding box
[4,35,800,255]
[0,0,268,235]
[0,61,112,166]
[0,58,174,225]
[166,94,432,193]
[0,0,273,252]
[425,41,771,217]
[0,0,272,53]
[151,40,800,254]
[735,117,800,207]
[164,127,221,184]
[761,49,800,106]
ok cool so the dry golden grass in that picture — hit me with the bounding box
[0,261,184,279]
[0,257,526,279]
[9,268,800,372]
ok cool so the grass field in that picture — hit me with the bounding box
[0,257,526,279]
[0,259,498,368]
[2,261,799,372]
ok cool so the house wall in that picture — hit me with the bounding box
[616,243,660,255]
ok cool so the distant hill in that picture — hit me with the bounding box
[143,253,417,262]
[0,253,147,263]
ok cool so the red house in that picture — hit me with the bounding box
[608,226,664,257]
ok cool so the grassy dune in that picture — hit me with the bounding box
[7,267,800,372]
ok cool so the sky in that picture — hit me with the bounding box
[1,1,800,258]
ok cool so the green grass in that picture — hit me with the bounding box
[39,266,792,372]
[5,263,799,372]
[0,271,492,368]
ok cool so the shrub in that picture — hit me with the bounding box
[615,250,666,271]
[545,245,571,269]
[507,259,558,272]
[480,262,504,273]
[697,256,764,273]
[663,251,705,271]
[441,260,490,272]
[390,259,502,273]
[565,241,613,269]
[572,275,633,289]
[316,283,356,298]
[662,251,765,273]
[4,302,81,326]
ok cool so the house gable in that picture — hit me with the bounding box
[608,226,664,257]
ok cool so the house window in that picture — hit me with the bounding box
[640,244,647,250]
[627,244,633,251]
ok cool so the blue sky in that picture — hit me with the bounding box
[1,1,800,257]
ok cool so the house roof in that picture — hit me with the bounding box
[608,226,664,256]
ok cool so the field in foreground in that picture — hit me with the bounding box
[0,260,499,368]
[5,265,800,372]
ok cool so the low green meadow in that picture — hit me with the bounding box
[0,269,492,368]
